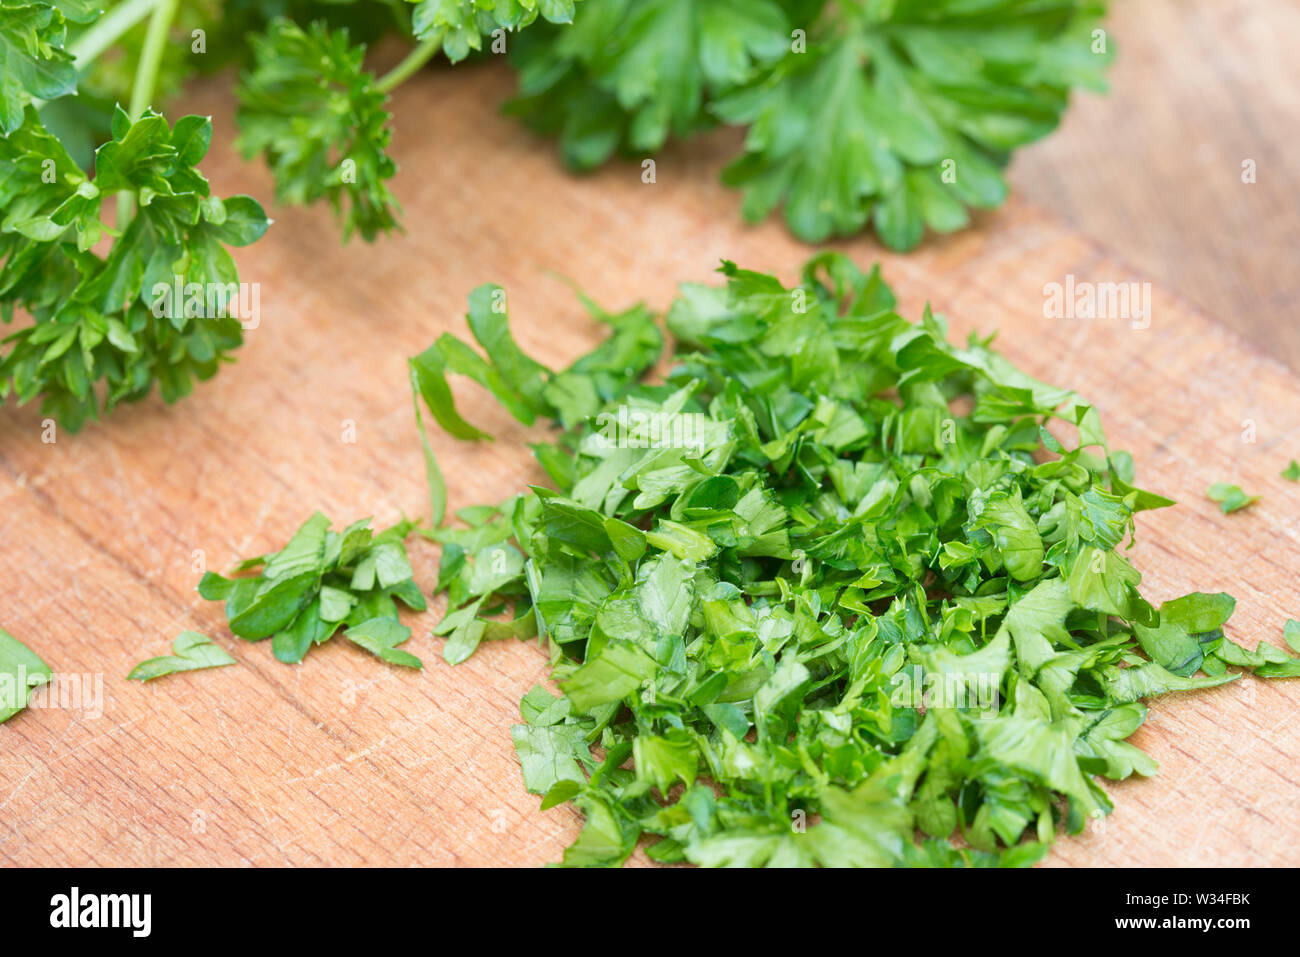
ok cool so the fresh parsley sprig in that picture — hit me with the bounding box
[0,104,269,430]
[234,1,587,241]
[236,19,401,242]
[1,0,271,430]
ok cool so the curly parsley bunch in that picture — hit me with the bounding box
[0,104,268,430]
[0,0,580,427]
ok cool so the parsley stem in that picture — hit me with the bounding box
[118,0,179,226]
[127,0,179,121]
[376,34,444,95]
[68,0,160,69]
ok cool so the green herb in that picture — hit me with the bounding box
[236,18,400,242]
[1,0,574,426]
[0,626,51,723]
[196,512,426,667]
[233,1,586,240]
[407,0,583,62]
[1282,459,1299,481]
[1,0,275,430]
[4,0,1105,426]
[128,630,236,681]
[407,281,661,527]
[506,0,791,168]
[0,0,86,133]
[1285,619,1300,654]
[415,253,1299,867]
[1207,482,1258,514]
[0,103,269,430]
[509,0,1111,248]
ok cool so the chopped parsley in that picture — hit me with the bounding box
[128,631,236,681]
[196,513,425,668]
[1207,482,1258,514]
[414,253,1300,866]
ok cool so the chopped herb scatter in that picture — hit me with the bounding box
[196,512,426,667]
[1282,460,1300,482]
[415,253,1300,867]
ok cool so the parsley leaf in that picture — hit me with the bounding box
[344,617,422,668]
[0,625,51,723]
[128,630,237,681]
[1207,482,1258,514]
[1282,459,1299,481]
[0,0,92,134]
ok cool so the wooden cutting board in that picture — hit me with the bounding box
[2,63,1297,868]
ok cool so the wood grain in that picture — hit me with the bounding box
[1010,0,1300,370]
[1,63,1298,867]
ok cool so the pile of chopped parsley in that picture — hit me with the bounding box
[411,254,1299,866]
[156,253,1299,866]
